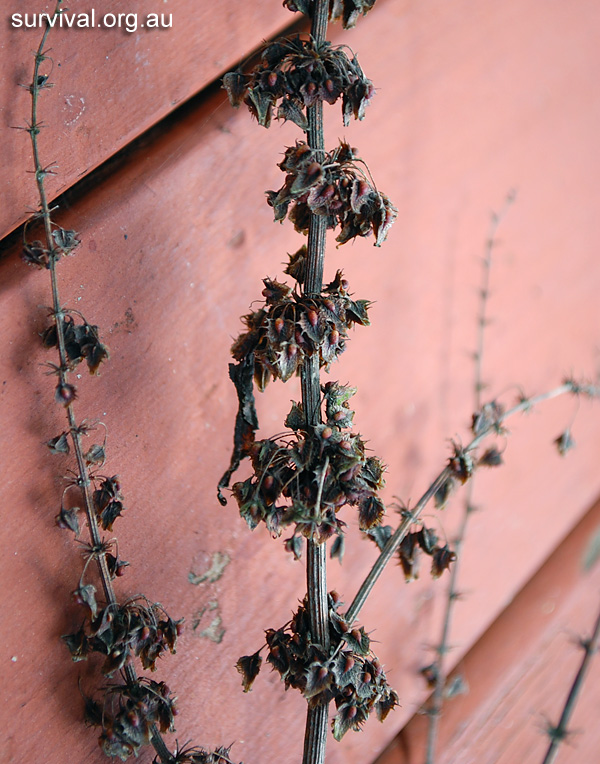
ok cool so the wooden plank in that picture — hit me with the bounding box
[377,497,600,764]
[0,0,293,240]
[1,1,600,763]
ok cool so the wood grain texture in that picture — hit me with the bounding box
[376,497,600,764]
[0,0,292,240]
[2,1,600,763]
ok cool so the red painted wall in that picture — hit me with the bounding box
[2,2,600,762]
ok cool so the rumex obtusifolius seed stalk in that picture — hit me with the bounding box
[220,2,399,763]
[22,6,239,763]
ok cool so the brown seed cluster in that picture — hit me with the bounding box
[231,270,370,391]
[398,526,456,582]
[236,592,398,741]
[231,382,386,548]
[21,226,80,268]
[283,0,378,29]
[267,141,397,246]
[83,678,178,761]
[42,313,110,375]
[93,475,126,531]
[63,598,183,676]
[157,744,241,764]
[223,37,374,130]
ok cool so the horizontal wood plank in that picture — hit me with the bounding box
[0,0,293,240]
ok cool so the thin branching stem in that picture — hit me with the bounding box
[541,602,600,764]
[28,7,173,761]
[346,382,599,625]
[301,2,331,763]
[424,194,514,764]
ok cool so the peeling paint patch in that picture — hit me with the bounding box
[189,551,230,585]
[192,600,225,643]
[64,95,86,127]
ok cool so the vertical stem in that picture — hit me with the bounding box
[541,603,600,764]
[301,3,330,764]
[28,11,173,761]
[424,198,513,764]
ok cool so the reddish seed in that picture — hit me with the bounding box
[321,426,333,440]
[323,298,335,311]
[351,629,362,642]
[307,161,321,177]
[55,382,76,406]
[176,623,184,636]
[330,329,340,345]
[141,626,151,640]
[317,667,328,681]
[263,475,274,489]
[363,672,372,683]
[287,344,297,358]
[267,72,277,88]
[171,703,179,716]
[325,78,334,93]
[347,706,357,720]
[334,411,345,422]
[330,590,340,603]
[341,279,349,290]
[274,317,284,333]
[344,656,355,673]
[306,81,316,95]
[116,565,127,577]
[127,711,140,728]
[307,309,319,327]
[340,440,352,451]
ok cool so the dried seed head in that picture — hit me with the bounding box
[55,382,77,406]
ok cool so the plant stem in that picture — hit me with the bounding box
[29,9,173,761]
[425,195,513,764]
[541,602,600,764]
[346,382,599,625]
[301,2,330,763]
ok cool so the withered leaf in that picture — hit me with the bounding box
[218,356,259,505]
[434,476,455,509]
[330,534,345,564]
[478,447,503,467]
[365,524,393,551]
[73,583,98,618]
[431,545,457,579]
[358,495,385,530]
[554,430,576,456]
[55,506,80,535]
[47,432,70,454]
[376,688,400,722]
[85,443,106,465]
